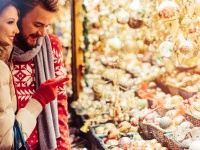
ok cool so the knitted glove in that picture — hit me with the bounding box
[32,77,69,108]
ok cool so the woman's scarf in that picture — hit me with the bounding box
[12,35,60,149]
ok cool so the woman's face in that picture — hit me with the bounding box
[0,5,19,46]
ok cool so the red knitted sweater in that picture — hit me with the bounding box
[12,34,70,150]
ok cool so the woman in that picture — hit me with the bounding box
[0,0,68,149]
[0,0,19,64]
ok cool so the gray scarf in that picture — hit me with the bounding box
[13,35,60,149]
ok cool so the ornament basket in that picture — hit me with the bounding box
[164,133,189,150]
[178,88,197,99]
[148,124,171,147]
[139,121,152,139]
[147,98,154,108]
[90,124,144,150]
[89,125,109,150]
[185,112,200,127]
[156,75,196,99]
[155,78,170,94]
[168,85,179,96]
[168,85,196,99]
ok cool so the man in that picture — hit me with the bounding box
[11,0,70,149]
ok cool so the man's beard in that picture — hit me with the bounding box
[15,21,37,51]
[15,33,35,51]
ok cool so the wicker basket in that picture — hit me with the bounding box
[164,133,188,150]
[90,125,107,138]
[149,124,171,146]
[88,125,109,150]
[155,78,170,94]
[147,99,154,108]
[168,85,179,96]
[179,88,196,99]
[185,112,200,127]
[139,121,152,139]
[167,85,196,99]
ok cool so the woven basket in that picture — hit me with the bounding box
[149,124,171,146]
[168,85,196,99]
[164,133,188,150]
[179,88,196,99]
[168,85,179,96]
[90,125,107,138]
[155,78,170,94]
[185,112,200,127]
[139,121,152,139]
[147,99,153,108]
[88,125,109,150]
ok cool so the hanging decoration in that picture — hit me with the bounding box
[82,2,90,87]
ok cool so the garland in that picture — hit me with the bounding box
[82,3,90,87]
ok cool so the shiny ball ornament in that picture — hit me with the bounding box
[95,126,104,134]
[107,128,120,139]
[116,9,129,24]
[189,141,200,150]
[130,117,138,126]
[171,95,183,105]
[106,139,118,147]
[106,37,122,51]
[158,0,180,20]
[118,121,131,133]
[173,115,185,126]
[128,17,143,29]
[136,99,147,110]
[144,112,157,123]
[104,123,116,130]
[190,127,200,141]
[122,39,139,53]
[174,39,198,59]
[188,23,197,33]
[118,137,133,150]
[159,116,171,129]
[194,0,200,15]
[159,41,174,57]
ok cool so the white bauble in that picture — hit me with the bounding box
[189,140,200,150]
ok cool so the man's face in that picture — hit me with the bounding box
[18,5,55,47]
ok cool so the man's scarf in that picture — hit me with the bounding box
[12,35,60,149]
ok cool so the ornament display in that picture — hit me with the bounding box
[73,0,200,149]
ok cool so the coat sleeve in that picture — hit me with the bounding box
[0,61,42,149]
[0,61,15,149]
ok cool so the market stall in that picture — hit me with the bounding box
[70,0,200,149]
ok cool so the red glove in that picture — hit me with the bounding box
[32,77,69,108]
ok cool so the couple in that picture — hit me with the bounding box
[0,0,70,150]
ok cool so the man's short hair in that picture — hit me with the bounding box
[14,0,59,18]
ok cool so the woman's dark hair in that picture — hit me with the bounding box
[0,0,18,64]
[14,0,59,18]
[0,0,17,14]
